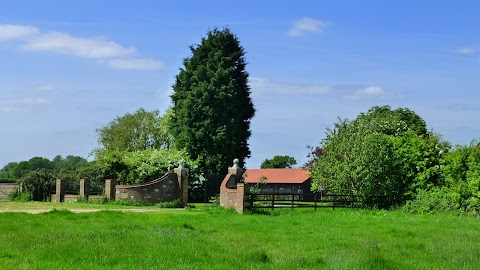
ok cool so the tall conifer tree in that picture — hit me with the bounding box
[170,28,255,175]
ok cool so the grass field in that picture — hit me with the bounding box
[0,202,479,269]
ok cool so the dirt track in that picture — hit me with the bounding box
[0,208,180,214]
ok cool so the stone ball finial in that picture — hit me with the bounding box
[233,158,239,166]
[179,160,185,167]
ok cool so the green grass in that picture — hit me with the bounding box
[0,205,479,269]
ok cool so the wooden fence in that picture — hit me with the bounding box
[245,192,366,210]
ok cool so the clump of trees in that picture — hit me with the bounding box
[309,106,449,208]
[1,155,88,201]
[261,155,297,169]
[309,105,480,214]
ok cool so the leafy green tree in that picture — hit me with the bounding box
[311,118,402,207]
[356,105,428,137]
[96,108,173,154]
[261,155,297,169]
[170,27,255,176]
[0,162,18,182]
[309,106,439,207]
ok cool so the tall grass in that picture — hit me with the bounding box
[0,207,479,269]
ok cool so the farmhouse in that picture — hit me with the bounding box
[244,168,312,195]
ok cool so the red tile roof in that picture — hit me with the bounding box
[244,168,309,184]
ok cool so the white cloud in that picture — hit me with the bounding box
[356,86,384,96]
[345,86,390,100]
[0,24,39,41]
[288,17,327,37]
[21,32,135,58]
[102,58,165,70]
[454,47,476,54]
[0,97,49,113]
[250,77,330,95]
[35,84,54,92]
[0,23,162,70]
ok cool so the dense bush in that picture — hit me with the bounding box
[18,169,55,201]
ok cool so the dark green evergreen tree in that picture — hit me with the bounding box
[170,27,255,175]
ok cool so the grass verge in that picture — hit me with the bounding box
[0,206,479,269]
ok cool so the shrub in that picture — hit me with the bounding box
[19,169,55,201]
[402,187,462,214]
[8,189,32,202]
[158,199,182,208]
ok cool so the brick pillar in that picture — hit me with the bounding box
[79,179,89,200]
[53,179,65,202]
[105,179,116,201]
[236,183,245,214]
[174,160,189,207]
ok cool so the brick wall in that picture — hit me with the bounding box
[51,162,189,205]
[115,173,180,203]
[0,183,16,201]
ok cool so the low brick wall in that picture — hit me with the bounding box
[0,183,16,201]
[115,173,180,203]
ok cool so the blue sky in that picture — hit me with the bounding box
[1,0,479,169]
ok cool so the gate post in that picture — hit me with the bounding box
[79,179,89,200]
[105,179,116,201]
[52,179,65,202]
[174,160,189,207]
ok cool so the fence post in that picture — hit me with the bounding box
[271,191,275,210]
[332,194,335,210]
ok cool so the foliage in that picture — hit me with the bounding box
[402,187,462,214]
[390,131,449,201]
[157,199,182,208]
[260,155,297,169]
[8,189,31,202]
[309,106,440,208]
[356,105,428,137]
[311,118,403,207]
[95,108,173,154]
[95,149,197,185]
[52,155,88,173]
[18,169,55,201]
[437,142,480,212]
[0,155,88,182]
[170,27,255,175]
